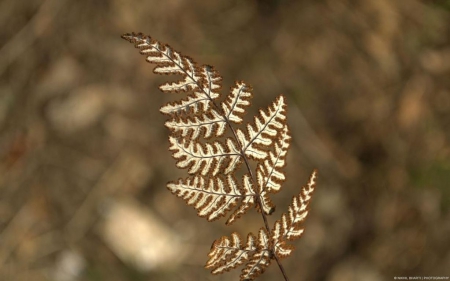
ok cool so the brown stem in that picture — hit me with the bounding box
[273,252,290,281]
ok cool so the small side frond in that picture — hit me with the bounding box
[122,33,201,92]
[201,65,222,100]
[272,170,318,259]
[159,91,211,116]
[167,175,242,221]
[256,124,291,193]
[206,229,271,281]
[164,109,226,140]
[237,95,287,161]
[221,81,253,123]
[159,66,222,116]
[206,233,256,274]
[169,137,242,176]
[122,33,222,115]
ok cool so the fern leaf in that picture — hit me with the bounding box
[160,92,211,115]
[164,109,226,140]
[122,33,200,92]
[256,124,291,193]
[169,136,241,176]
[206,232,256,274]
[272,170,318,259]
[168,174,257,223]
[122,33,221,115]
[252,124,290,215]
[206,229,271,281]
[160,66,222,115]
[167,175,238,221]
[236,95,287,161]
[221,81,253,123]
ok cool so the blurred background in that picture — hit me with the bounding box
[1,0,449,280]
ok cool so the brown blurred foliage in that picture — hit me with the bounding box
[1,0,449,280]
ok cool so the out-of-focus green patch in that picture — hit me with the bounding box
[201,39,219,56]
[124,266,147,281]
[411,160,450,211]
[430,0,450,11]
[424,6,448,42]
[291,78,317,108]
[84,264,103,281]
[404,4,448,53]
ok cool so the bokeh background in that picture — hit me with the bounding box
[1,0,450,280]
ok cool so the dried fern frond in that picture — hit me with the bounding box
[122,33,221,116]
[207,170,317,279]
[165,109,226,140]
[272,169,318,258]
[222,81,253,123]
[257,124,291,193]
[167,174,256,222]
[122,32,319,281]
[236,95,287,161]
[206,229,271,280]
[169,136,242,176]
